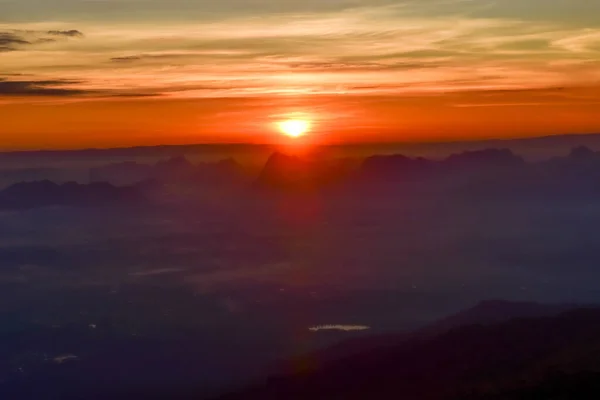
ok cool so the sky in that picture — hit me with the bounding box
[0,0,599,149]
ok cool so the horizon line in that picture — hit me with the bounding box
[1,131,599,155]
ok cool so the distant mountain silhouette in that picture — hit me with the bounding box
[254,147,594,196]
[8,145,600,207]
[360,154,433,182]
[89,161,151,185]
[569,145,596,161]
[254,152,349,191]
[90,156,247,187]
[545,146,600,175]
[154,155,195,181]
[443,148,525,169]
[358,148,524,184]
[194,159,248,186]
[0,167,68,190]
[220,305,600,400]
[4,132,600,162]
[0,180,141,209]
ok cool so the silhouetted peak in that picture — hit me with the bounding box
[363,154,429,169]
[61,181,82,190]
[265,151,304,164]
[255,152,342,190]
[224,305,600,400]
[152,156,197,182]
[363,154,412,166]
[262,152,326,177]
[87,181,118,190]
[90,161,152,185]
[422,300,576,337]
[260,153,313,181]
[155,155,193,170]
[569,145,595,160]
[215,158,242,169]
[471,299,545,313]
[101,160,141,168]
[361,154,431,179]
[3,179,59,195]
[445,148,524,167]
[0,179,140,209]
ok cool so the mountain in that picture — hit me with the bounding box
[0,301,595,400]
[220,305,600,400]
[443,148,525,170]
[419,299,577,337]
[346,146,600,199]
[90,161,152,185]
[4,132,600,162]
[0,180,141,209]
[358,148,525,184]
[569,145,596,161]
[193,159,248,186]
[359,154,433,182]
[254,152,349,191]
[253,147,528,191]
[544,146,600,177]
[154,155,196,181]
[273,300,576,377]
[90,157,247,186]
[0,167,68,190]
[8,145,600,207]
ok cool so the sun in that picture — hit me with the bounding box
[277,119,311,138]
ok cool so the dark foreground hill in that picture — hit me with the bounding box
[220,306,600,400]
[0,300,589,400]
[274,300,576,372]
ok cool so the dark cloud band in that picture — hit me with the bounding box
[0,29,84,52]
[47,30,84,38]
[0,32,31,52]
[0,79,87,97]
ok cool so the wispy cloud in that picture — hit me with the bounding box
[1,1,599,100]
[47,29,84,38]
[0,78,87,96]
[0,32,30,52]
[0,28,84,52]
[309,325,371,332]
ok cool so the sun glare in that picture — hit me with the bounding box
[278,119,311,138]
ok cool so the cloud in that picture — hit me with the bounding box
[2,2,600,101]
[5,0,598,27]
[286,61,442,72]
[109,92,161,98]
[0,32,30,52]
[0,79,88,96]
[0,77,164,99]
[110,55,142,63]
[47,30,84,38]
[309,325,371,332]
[0,29,84,52]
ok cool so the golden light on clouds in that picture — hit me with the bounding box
[1,0,600,148]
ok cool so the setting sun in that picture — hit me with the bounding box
[277,119,311,138]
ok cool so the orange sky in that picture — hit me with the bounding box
[1,1,600,149]
[1,87,599,150]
